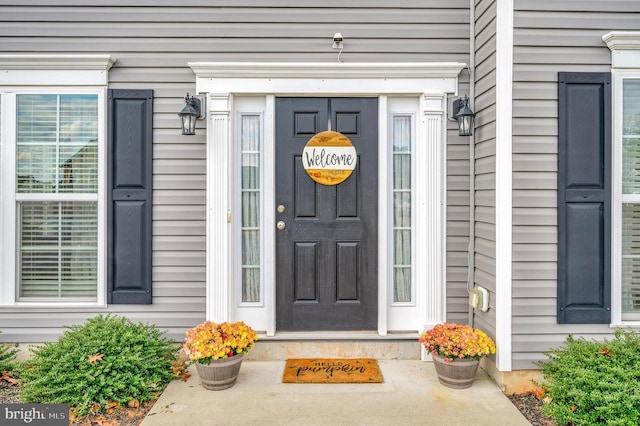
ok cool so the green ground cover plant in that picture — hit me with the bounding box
[0,331,18,371]
[537,329,640,426]
[18,314,178,416]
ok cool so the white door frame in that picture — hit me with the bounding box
[189,62,465,336]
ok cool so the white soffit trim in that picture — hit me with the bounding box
[0,54,116,86]
[189,62,466,95]
[603,32,640,68]
[495,0,514,372]
[189,62,466,78]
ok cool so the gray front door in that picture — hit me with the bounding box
[275,98,378,330]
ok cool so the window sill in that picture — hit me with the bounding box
[610,321,640,328]
[0,302,107,311]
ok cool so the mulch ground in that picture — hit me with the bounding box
[508,392,557,426]
[0,379,155,426]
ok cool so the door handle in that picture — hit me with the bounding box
[276,221,286,230]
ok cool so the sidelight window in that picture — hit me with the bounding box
[391,114,414,303]
[239,113,262,303]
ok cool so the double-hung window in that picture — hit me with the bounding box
[0,55,112,305]
[616,75,640,321]
[606,32,640,323]
[1,91,105,304]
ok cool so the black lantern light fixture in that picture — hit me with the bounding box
[452,95,476,136]
[178,93,202,136]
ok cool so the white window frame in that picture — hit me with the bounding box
[233,96,269,329]
[604,32,640,325]
[612,71,640,325]
[0,55,113,307]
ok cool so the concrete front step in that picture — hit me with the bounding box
[246,333,421,360]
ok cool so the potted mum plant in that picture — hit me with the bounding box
[181,321,258,390]
[418,323,496,389]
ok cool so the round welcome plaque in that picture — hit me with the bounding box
[302,131,357,186]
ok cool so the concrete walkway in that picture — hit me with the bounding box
[142,360,530,426]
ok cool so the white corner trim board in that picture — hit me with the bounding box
[495,0,514,372]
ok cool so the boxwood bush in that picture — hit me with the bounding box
[19,314,177,415]
[537,329,640,426]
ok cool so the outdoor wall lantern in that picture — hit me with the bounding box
[178,93,203,136]
[452,95,476,136]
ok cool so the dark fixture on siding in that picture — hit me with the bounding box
[452,95,476,136]
[179,93,202,135]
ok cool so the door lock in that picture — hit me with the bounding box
[276,221,286,230]
[277,205,286,213]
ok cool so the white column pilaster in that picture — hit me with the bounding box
[207,94,232,322]
[418,95,447,334]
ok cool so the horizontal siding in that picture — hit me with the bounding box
[513,136,558,154]
[513,171,556,188]
[475,151,496,174]
[513,207,556,226]
[475,139,496,161]
[474,205,495,224]
[4,0,469,6]
[475,190,495,208]
[475,236,494,256]
[447,84,473,322]
[0,1,471,341]
[473,0,499,355]
[513,226,555,244]
[448,236,471,253]
[0,7,470,24]
[153,205,206,220]
[448,207,470,223]
[154,236,206,251]
[512,279,555,298]
[0,22,467,39]
[513,189,556,208]
[475,221,496,241]
[515,10,640,29]
[511,0,640,368]
[513,63,611,82]
[448,175,471,191]
[513,243,556,262]
[516,0,640,12]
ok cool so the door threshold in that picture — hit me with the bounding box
[260,331,418,341]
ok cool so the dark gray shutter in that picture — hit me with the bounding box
[107,89,153,304]
[557,72,611,323]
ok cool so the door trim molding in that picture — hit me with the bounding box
[191,62,465,337]
[189,62,466,80]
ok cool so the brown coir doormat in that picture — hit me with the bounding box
[282,358,383,384]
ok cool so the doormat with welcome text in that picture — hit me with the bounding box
[282,358,383,383]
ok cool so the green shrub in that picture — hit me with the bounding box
[0,331,18,371]
[19,314,177,415]
[537,329,640,426]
